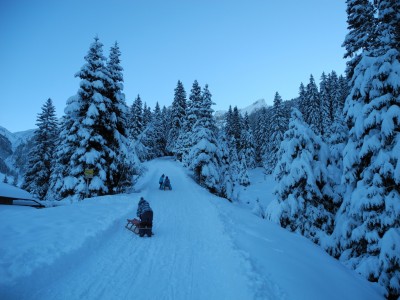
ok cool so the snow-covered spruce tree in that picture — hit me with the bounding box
[342,0,376,79]
[67,37,112,199]
[239,112,256,169]
[319,72,331,137]
[142,102,152,128]
[49,37,134,201]
[225,105,233,137]
[318,70,345,139]
[305,75,322,135]
[264,92,286,174]
[47,98,80,200]
[332,1,400,297]
[238,152,250,187]
[337,74,349,112]
[224,105,242,152]
[266,108,334,245]
[161,105,172,155]
[324,111,348,215]
[178,80,202,165]
[328,71,342,122]
[167,80,186,155]
[254,107,271,166]
[217,130,234,200]
[139,102,165,160]
[129,94,143,141]
[297,82,308,118]
[228,135,240,187]
[22,98,59,199]
[187,84,221,194]
[105,42,138,192]
[232,106,242,151]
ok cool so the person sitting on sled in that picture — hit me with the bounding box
[163,176,172,190]
[136,197,153,237]
[159,174,165,189]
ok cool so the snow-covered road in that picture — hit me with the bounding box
[28,158,268,300]
[0,158,383,300]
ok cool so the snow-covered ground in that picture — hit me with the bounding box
[0,158,383,299]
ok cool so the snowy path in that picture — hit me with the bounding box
[0,158,382,300]
[28,158,270,300]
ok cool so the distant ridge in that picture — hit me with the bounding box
[0,126,35,150]
[214,98,268,119]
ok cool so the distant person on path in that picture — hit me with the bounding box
[163,176,172,190]
[136,197,153,237]
[159,174,165,189]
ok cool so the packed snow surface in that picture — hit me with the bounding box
[0,158,383,299]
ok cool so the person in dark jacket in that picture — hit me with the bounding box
[136,197,153,237]
[163,176,172,190]
[159,174,165,189]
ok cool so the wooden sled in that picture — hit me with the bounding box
[125,218,141,234]
[125,218,154,236]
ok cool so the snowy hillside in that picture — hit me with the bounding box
[0,158,383,300]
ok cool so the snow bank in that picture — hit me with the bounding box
[0,194,136,285]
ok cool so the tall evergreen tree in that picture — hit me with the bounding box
[167,80,186,155]
[228,135,240,189]
[267,108,333,245]
[342,0,376,78]
[140,102,165,160]
[333,1,400,297]
[239,112,256,169]
[264,92,286,174]
[161,105,171,155]
[325,111,348,212]
[105,42,137,192]
[48,103,77,200]
[142,102,152,128]
[298,82,308,120]
[179,80,202,165]
[187,84,221,193]
[328,71,341,122]
[69,36,112,199]
[319,72,331,137]
[337,75,349,112]
[254,107,271,166]
[49,37,138,200]
[305,75,322,134]
[218,131,234,200]
[232,106,242,151]
[23,98,59,199]
[130,94,143,140]
[225,105,234,137]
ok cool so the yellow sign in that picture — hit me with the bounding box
[84,169,94,178]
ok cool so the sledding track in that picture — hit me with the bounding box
[28,158,266,300]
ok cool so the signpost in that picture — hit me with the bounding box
[84,169,94,199]
[85,169,94,178]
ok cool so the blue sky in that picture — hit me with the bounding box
[0,0,347,132]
